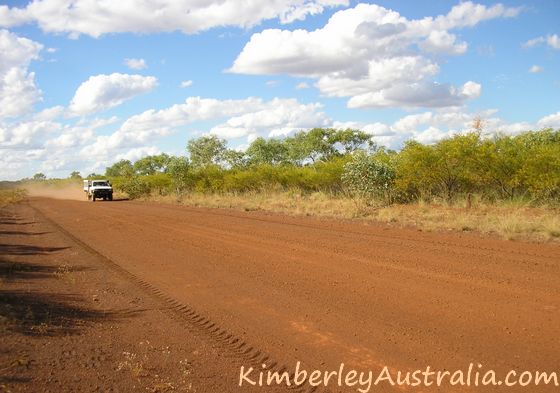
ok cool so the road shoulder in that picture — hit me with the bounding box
[0,202,252,393]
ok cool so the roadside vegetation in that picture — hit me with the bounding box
[0,189,27,208]
[17,126,560,241]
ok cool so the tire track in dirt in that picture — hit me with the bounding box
[27,198,560,393]
[27,201,337,393]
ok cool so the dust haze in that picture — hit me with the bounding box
[24,183,85,201]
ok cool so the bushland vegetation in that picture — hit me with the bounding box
[104,127,560,207]
[12,127,559,240]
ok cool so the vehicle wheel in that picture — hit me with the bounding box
[103,196,107,201]
[109,194,113,201]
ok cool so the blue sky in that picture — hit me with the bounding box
[0,0,558,180]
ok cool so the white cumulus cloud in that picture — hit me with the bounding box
[68,73,158,116]
[116,146,161,162]
[418,30,467,55]
[547,34,560,49]
[124,58,147,70]
[0,29,43,119]
[229,2,520,109]
[210,98,329,139]
[118,96,265,136]
[522,36,545,48]
[0,119,60,148]
[0,113,119,180]
[529,65,543,73]
[84,96,329,158]
[0,0,348,37]
[347,81,481,109]
[333,108,558,150]
[522,34,560,50]
[180,80,193,88]
[537,112,560,129]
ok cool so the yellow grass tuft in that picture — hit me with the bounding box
[0,189,27,208]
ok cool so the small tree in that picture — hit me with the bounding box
[396,134,481,202]
[69,171,82,179]
[329,128,375,155]
[32,172,46,181]
[342,151,396,205]
[223,149,249,169]
[285,128,337,164]
[187,135,227,168]
[133,153,171,175]
[478,135,525,199]
[167,156,192,193]
[246,137,289,166]
[105,159,134,178]
[119,177,152,199]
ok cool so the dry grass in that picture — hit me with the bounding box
[170,190,358,217]
[372,201,560,242]
[147,191,560,242]
[0,189,27,208]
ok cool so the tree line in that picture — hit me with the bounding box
[100,127,559,205]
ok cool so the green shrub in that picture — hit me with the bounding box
[116,176,152,199]
[342,151,396,205]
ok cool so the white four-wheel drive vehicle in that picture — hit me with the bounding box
[83,180,113,201]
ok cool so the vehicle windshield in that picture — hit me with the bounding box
[93,181,109,187]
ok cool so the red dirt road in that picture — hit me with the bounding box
[29,197,560,391]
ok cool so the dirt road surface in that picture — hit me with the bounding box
[4,197,560,392]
